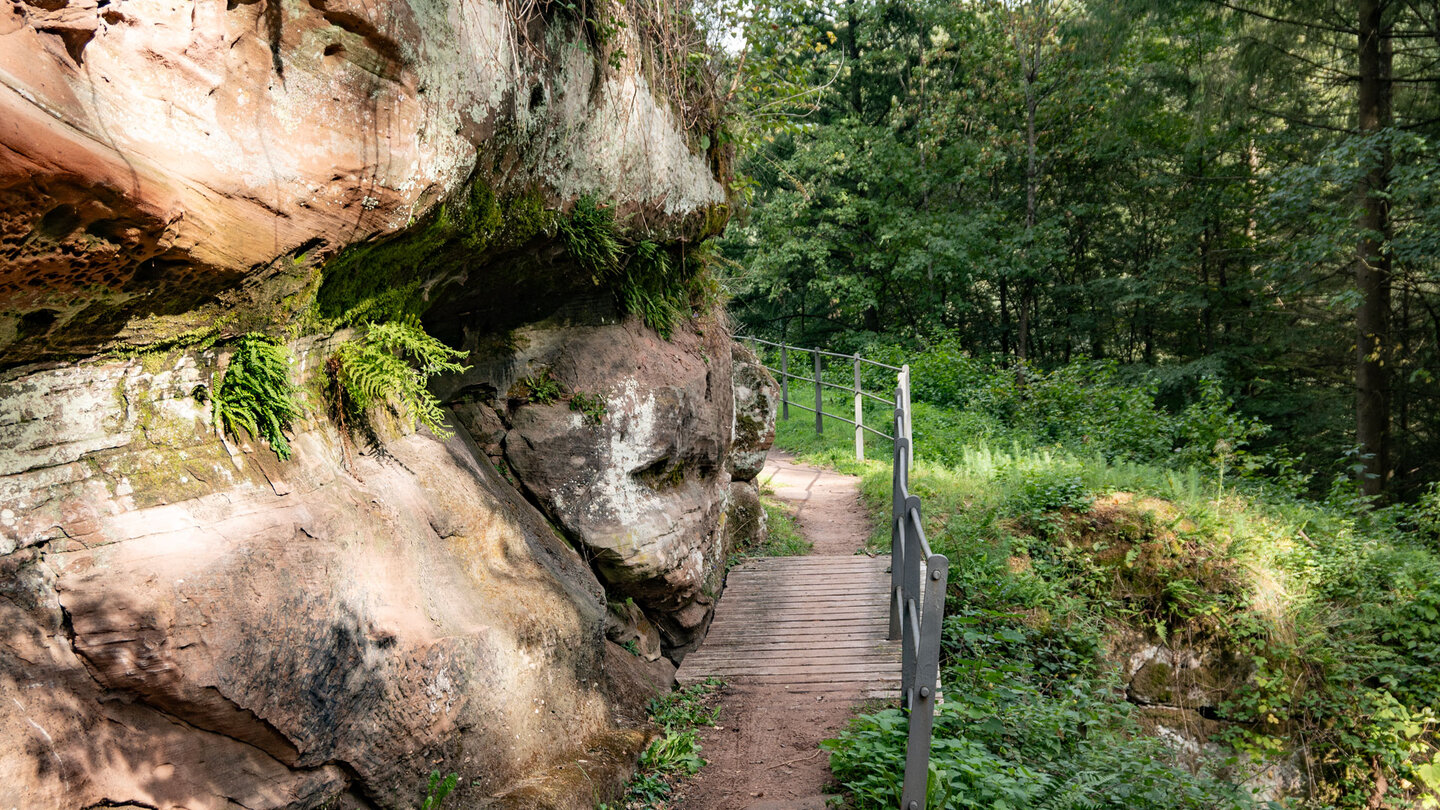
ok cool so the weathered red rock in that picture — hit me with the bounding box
[0,0,725,365]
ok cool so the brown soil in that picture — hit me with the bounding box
[671,451,875,810]
[754,451,874,556]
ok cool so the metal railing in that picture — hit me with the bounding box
[738,337,947,810]
[739,336,913,467]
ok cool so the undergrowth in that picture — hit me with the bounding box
[603,679,722,809]
[770,356,1440,808]
[418,770,458,810]
[729,491,810,561]
[558,197,720,338]
[213,334,302,459]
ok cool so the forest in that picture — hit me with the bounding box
[698,0,1440,807]
[711,0,1440,499]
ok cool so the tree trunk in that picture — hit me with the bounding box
[1355,0,1393,496]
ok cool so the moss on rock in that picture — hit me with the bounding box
[311,179,557,329]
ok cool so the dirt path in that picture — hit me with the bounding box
[671,451,877,810]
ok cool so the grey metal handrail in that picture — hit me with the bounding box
[735,336,946,810]
[890,429,948,810]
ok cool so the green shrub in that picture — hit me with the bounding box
[331,319,469,439]
[213,334,302,460]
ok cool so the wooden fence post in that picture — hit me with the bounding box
[854,353,863,461]
[780,345,789,420]
[813,349,823,435]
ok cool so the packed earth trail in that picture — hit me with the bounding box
[672,452,898,810]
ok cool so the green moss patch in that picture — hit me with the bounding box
[311,180,556,329]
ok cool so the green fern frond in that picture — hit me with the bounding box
[559,196,623,281]
[213,334,302,460]
[332,319,470,439]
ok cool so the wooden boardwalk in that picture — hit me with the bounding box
[676,555,900,699]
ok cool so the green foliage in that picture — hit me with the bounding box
[777,365,1440,808]
[719,0,1440,492]
[553,200,711,338]
[311,182,555,330]
[558,196,624,283]
[639,729,706,777]
[827,696,1256,810]
[603,679,721,809]
[569,391,608,423]
[419,770,457,810]
[213,334,302,460]
[517,371,563,405]
[648,679,723,730]
[730,494,811,561]
[331,319,470,438]
[620,240,689,339]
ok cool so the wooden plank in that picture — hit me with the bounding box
[683,640,898,654]
[713,607,885,618]
[677,554,903,696]
[733,558,886,566]
[685,653,898,665]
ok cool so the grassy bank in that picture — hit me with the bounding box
[768,367,1440,809]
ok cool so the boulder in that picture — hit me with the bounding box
[729,342,778,482]
[1110,629,1309,802]
[445,314,733,654]
[1113,630,1250,710]
[725,478,768,556]
[0,345,624,809]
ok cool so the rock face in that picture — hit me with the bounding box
[0,0,762,804]
[729,342,778,483]
[0,0,726,366]
[722,345,776,560]
[1109,629,1309,803]
[0,344,626,808]
[445,315,734,654]
[0,319,774,807]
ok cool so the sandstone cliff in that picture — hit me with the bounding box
[0,0,774,805]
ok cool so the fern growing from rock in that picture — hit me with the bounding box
[331,319,470,439]
[213,334,302,459]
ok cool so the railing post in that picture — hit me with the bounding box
[780,345,789,421]
[813,349,823,435]
[854,353,863,462]
[888,415,904,642]
[901,363,914,471]
[901,546,949,810]
[901,496,921,711]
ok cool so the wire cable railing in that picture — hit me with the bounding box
[737,338,914,467]
[737,337,946,810]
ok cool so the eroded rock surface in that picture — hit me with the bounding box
[0,346,618,809]
[0,0,725,365]
[1109,629,1309,802]
[729,342,778,483]
[446,316,735,654]
[0,0,759,802]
